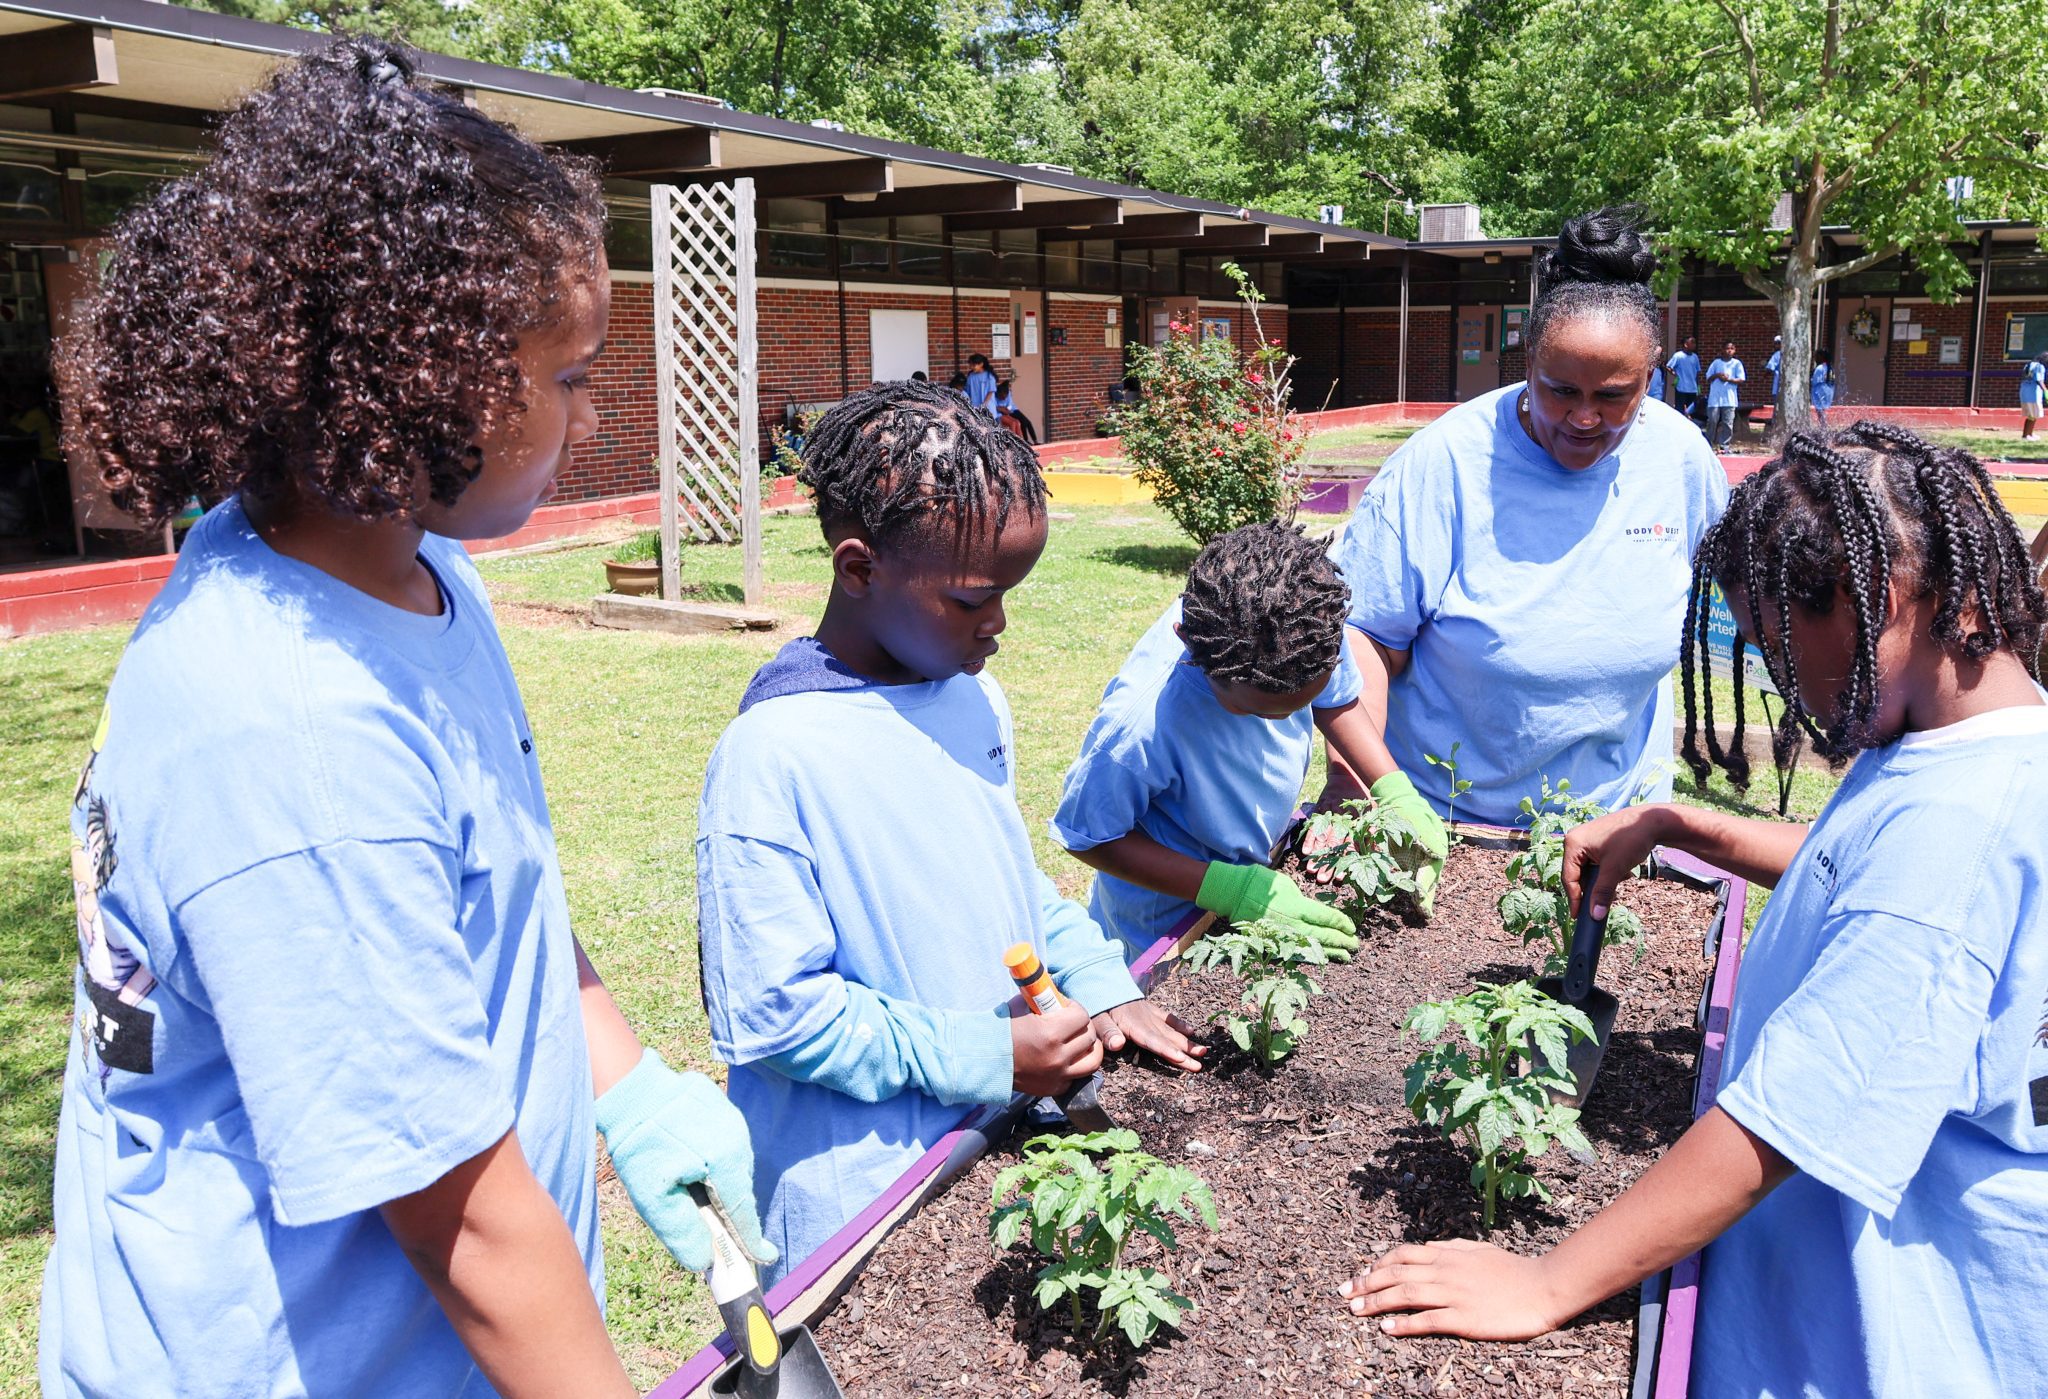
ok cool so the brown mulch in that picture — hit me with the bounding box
[807,843,1719,1397]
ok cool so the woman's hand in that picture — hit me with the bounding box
[1560,803,1677,917]
[1338,1239,1567,1342]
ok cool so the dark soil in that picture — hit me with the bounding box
[809,844,1719,1397]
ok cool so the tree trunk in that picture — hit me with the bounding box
[1773,254,1819,438]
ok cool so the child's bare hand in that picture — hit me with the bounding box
[1339,1239,1566,1341]
[1091,1000,1206,1073]
[1011,996,1103,1096]
[1561,803,1676,917]
[1298,822,1347,885]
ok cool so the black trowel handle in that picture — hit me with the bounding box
[1562,863,1608,1004]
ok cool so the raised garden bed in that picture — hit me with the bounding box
[653,839,1745,1399]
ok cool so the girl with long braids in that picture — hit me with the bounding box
[1342,422,2048,1397]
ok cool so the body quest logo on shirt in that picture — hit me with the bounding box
[1625,523,1679,542]
[986,742,1008,774]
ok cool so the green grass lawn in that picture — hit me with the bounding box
[0,502,1825,1395]
[1925,427,2048,463]
[1298,422,1423,469]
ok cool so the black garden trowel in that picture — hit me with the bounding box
[691,1184,847,1399]
[1533,865,1620,1111]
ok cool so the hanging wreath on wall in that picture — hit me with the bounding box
[1847,307,1882,348]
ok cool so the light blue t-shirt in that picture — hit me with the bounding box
[1706,356,1745,409]
[1696,704,2048,1398]
[1332,387,1728,826]
[1050,599,1361,957]
[698,669,1141,1282]
[1767,348,1782,395]
[41,499,598,1398]
[965,368,1000,416]
[1648,364,1665,404]
[2022,360,2046,407]
[1666,349,1701,394]
[1811,363,1836,411]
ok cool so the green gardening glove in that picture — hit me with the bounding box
[1195,861,1359,958]
[597,1048,776,1272]
[1370,770,1449,918]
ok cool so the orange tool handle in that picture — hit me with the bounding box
[1003,942,1063,1016]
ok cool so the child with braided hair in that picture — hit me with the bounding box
[1343,422,2048,1397]
[696,380,1204,1281]
[1051,522,1382,961]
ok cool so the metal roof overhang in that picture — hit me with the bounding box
[0,0,1404,256]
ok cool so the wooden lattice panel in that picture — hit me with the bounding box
[653,180,762,604]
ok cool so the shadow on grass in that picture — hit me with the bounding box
[1092,542,1197,578]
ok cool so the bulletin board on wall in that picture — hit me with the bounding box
[2003,312,2048,361]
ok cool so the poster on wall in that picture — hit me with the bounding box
[1939,337,1962,364]
[1892,321,1914,341]
[990,322,1012,359]
[1021,311,1038,355]
[1201,317,1231,341]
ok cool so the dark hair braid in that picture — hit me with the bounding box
[799,379,1046,548]
[1681,421,2047,786]
[1178,522,1350,692]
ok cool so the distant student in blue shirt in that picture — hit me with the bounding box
[1665,333,1702,419]
[1810,349,1836,425]
[1345,422,2048,1399]
[40,40,767,1399]
[2021,351,2046,440]
[1051,522,1377,961]
[697,381,1204,1281]
[1703,339,1745,448]
[1765,334,1782,398]
[964,352,1000,417]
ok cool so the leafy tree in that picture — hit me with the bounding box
[180,0,474,54]
[1466,0,2048,433]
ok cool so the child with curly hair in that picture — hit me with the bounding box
[1050,521,1374,961]
[42,38,764,1399]
[1343,423,2048,1397]
[695,380,1205,1279]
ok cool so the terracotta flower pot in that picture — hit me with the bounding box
[604,558,660,596]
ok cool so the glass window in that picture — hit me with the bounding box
[761,198,831,273]
[80,163,177,229]
[896,214,944,281]
[1152,248,1180,294]
[1183,256,1213,298]
[997,227,1037,286]
[0,154,61,224]
[954,230,998,284]
[1081,240,1117,293]
[1258,261,1285,302]
[1045,240,1080,289]
[1120,250,1151,293]
[838,215,889,275]
[606,206,656,272]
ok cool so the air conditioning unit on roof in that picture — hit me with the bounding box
[635,87,730,109]
[1021,162,1075,176]
[1418,203,1485,242]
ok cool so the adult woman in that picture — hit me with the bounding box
[1326,208,1728,908]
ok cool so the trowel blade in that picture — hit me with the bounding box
[1533,976,1619,1111]
[710,1322,846,1398]
[1052,1070,1116,1132]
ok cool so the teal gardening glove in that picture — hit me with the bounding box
[1370,770,1449,917]
[596,1048,776,1272]
[1195,861,1359,958]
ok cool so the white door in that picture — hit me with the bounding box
[870,309,929,382]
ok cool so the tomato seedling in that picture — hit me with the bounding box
[990,1129,1218,1348]
[1183,916,1327,1067]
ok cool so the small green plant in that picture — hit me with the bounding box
[1402,981,1597,1228]
[1423,742,1474,834]
[1182,916,1327,1066]
[990,1129,1218,1348]
[1299,799,1421,920]
[1497,779,1645,978]
[611,528,660,564]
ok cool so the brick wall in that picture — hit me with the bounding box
[1687,305,1783,405]
[1046,296,1126,442]
[1884,299,2048,407]
[1282,307,1450,406]
[557,280,658,502]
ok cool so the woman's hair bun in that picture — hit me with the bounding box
[354,38,416,90]
[1539,206,1657,288]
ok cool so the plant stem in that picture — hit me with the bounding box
[1483,1160,1499,1230]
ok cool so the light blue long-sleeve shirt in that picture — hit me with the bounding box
[697,668,1141,1281]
